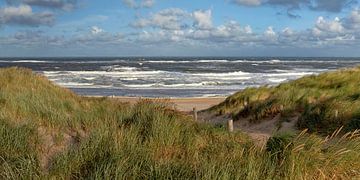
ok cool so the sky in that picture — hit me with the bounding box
[1,0,360,57]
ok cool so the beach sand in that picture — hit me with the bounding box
[113,96,226,112]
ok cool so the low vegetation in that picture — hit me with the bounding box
[0,67,359,179]
[210,66,360,134]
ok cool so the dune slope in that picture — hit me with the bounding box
[209,66,360,134]
[0,67,359,179]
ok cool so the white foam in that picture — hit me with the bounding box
[83,77,96,80]
[0,60,49,63]
[264,72,314,77]
[56,82,94,86]
[269,59,281,64]
[113,67,138,71]
[124,83,160,88]
[197,60,228,63]
[194,71,250,77]
[47,70,166,76]
[268,78,287,83]
[16,60,48,63]
[145,60,184,63]
[144,59,229,63]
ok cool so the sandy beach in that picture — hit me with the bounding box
[113,96,226,112]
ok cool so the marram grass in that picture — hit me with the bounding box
[0,67,359,179]
[210,66,360,134]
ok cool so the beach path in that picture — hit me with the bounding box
[114,97,226,112]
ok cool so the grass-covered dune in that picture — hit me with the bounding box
[0,67,360,179]
[210,66,360,134]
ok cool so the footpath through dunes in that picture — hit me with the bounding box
[113,96,225,112]
[202,66,360,140]
[1,67,360,179]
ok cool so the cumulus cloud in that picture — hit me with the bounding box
[192,9,213,29]
[264,26,278,42]
[344,9,360,29]
[131,8,188,30]
[282,27,294,37]
[314,16,344,34]
[0,5,55,27]
[122,0,155,9]
[141,0,155,8]
[264,26,275,36]
[91,26,104,35]
[131,8,214,30]
[5,0,78,11]
[24,0,77,10]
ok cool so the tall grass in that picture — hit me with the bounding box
[0,67,359,179]
[210,66,360,134]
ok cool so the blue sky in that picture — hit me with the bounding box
[1,0,360,57]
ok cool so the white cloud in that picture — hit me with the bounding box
[141,0,155,8]
[344,9,360,29]
[23,0,78,11]
[91,26,104,35]
[122,0,155,9]
[315,16,344,34]
[0,5,54,27]
[132,8,214,30]
[282,27,294,37]
[192,9,212,29]
[264,26,277,39]
[244,25,253,34]
[131,8,188,30]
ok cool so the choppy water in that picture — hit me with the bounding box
[1,57,359,97]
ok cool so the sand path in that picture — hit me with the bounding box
[114,96,297,146]
[113,96,226,111]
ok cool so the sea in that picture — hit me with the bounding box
[0,57,359,97]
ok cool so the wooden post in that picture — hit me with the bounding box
[193,107,198,121]
[280,105,284,111]
[243,97,249,107]
[243,101,248,107]
[227,119,234,132]
[335,110,338,118]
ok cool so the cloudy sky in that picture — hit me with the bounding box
[1,0,360,57]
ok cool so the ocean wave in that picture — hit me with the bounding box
[144,59,228,63]
[44,70,166,76]
[0,60,49,63]
[268,78,287,83]
[264,72,315,77]
[101,65,139,72]
[55,82,95,86]
[197,60,228,63]
[193,71,250,76]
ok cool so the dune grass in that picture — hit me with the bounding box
[0,67,359,179]
[210,66,360,134]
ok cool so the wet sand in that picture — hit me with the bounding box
[113,96,226,112]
